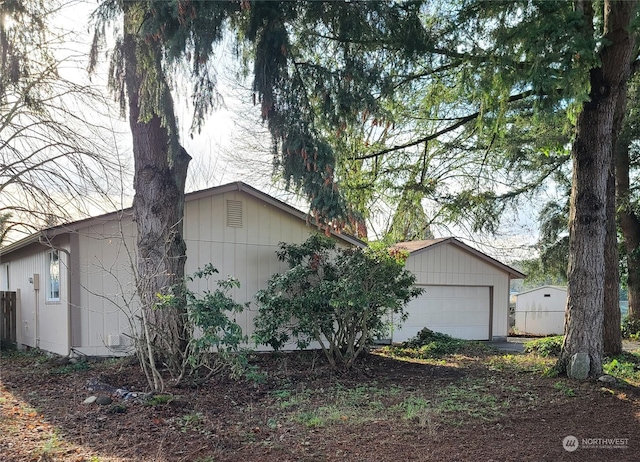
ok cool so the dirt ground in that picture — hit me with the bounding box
[1,347,639,462]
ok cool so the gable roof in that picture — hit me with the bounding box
[393,237,526,279]
[1,181,366,256]
[516,285,567,296]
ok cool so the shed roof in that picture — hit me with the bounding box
[1,181,366,256]
[515,285,567,297]
[393,237,526,279]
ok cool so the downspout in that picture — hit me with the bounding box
[34,283,39,348]
[39,236,72,356]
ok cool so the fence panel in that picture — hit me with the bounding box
[1,291,17,346]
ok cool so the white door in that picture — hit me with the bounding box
[394,285,491,342]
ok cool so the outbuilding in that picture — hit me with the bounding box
[514,286,566,336]
[391,238,526,342]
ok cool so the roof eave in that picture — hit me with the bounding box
[402,237,526,279]
[1,181,366,256]
[0,232,43,256]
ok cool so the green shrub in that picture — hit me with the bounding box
[254,235,421,368]
[621,316,640,340]
[523,336,563,357]
[385,328,489,358]
[403,328,468,354]
[603,353,640,382]
[155,264,252,384]
[403,328,453,348]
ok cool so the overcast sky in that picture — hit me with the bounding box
[46,1,547,262]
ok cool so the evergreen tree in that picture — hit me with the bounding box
[616,73,640,322]
[91,0,236,387]
[92,1,639,376]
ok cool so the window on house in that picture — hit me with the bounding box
[1,263,8,291]
[47,250,60,301]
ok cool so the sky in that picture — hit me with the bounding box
[5,1,549,263]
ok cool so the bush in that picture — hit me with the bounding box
[603,356,638,378]
[403,328,465,352]
[396,328,488,357]
[254,235,422,368]
[621,316,640,340]
[603,353,640,384]
[154,264,250,385]
[523,336,563,357]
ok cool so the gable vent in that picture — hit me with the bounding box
[226,200,243,228]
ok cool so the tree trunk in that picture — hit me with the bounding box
[602,31,633,355]
[559,0,635,377]
[123,4,191,372]
[603,151,621,355]
[616,139,640,321]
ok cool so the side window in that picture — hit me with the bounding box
[47,250,60,302]
[1,263,8,291]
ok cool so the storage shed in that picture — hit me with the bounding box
[391,238,526,342]
[514,286,566,336]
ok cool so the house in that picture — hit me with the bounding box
[0,181,365,356]
[1,182,527,356]
[391,238,526,342]
[514,286,566,336]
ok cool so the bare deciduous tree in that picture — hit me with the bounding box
[0,0,126,244]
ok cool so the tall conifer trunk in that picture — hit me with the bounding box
[560,0,635,376]
[615,137,640,321]
[123,4,191,373]
[603,153,621,355]
[603,37,633,355]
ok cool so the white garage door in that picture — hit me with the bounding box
[393,285,491,342]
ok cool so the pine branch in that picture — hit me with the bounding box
[355,90,536,160]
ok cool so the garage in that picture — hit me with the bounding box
[390,238,525,342]
[393,285,491,342]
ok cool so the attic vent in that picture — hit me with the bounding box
[226,200,243,228]
[543,294,551,297]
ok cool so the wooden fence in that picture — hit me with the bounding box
[1,291,17,347]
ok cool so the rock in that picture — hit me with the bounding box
[83,396,97,404]
[56,356,70,366]
[568,353,590,380]
[598,374,617,384]
[95,395,113,406]
[68,357,78,365]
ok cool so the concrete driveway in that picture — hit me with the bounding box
[490,337,527,353]
[489,337,640,354]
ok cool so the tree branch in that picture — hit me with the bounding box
[354,90,536,160]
